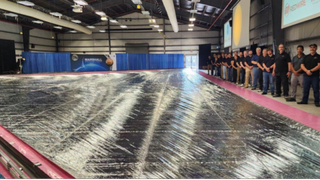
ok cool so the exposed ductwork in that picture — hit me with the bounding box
[162,0,179,33]
[0,0,92,34]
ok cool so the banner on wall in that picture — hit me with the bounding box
[70,54,114,72]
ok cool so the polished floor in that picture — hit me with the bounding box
[0,69,320,178]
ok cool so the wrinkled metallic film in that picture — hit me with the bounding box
[0,69,320,178]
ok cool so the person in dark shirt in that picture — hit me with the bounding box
[221,53,228,80]
[211,54,217,76]
[262,49,275,95]
[213,54,220,76]
[273,44,291,97]
[217,54,222,78]
[239,51,246,86]
[251,47,262,90]
[257,49,265,91]
[297,44,320,107]
[232,55,240,84]
[244,50,254,88]
[226,53,233,82]
[287,45,305,102]
[207,55,212,75]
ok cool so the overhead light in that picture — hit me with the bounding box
[141,11,150,15]
[188,28,193,31]
[154,25,159,28]
[53,26,63,29]
[190,10,197,13]
[71,20,81,23]
[50,12,63,17]
[95,11,106,16]
[87,26,95,29]
[72,4,83,13]
[70,30,77,33]
[149,19,156,23]
[73,0,88,6]
[189,24,194,27]
[189,17,196,21]
[132,0,142,4]
[4,13,18,17]
[158,29,163,32]
[110,19,118,23]
[120,25,127,28]
[101,16,108,21]
[99,30,106,33]
[17,1,35,6]
[32,20,44,24]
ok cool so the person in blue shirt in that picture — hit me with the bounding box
[251,47,262,90]
[262,49,275,95]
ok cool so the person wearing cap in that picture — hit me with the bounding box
[286,45,305,102]
[273,44,291,98]
[297,44,320,107]
[244,50,254,88]
[251,47,262,91]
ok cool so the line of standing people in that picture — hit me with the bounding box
[208,44,320,107]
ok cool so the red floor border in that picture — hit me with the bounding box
[198,71,320,132]
[0,126,75,179]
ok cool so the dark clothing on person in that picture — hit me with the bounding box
[246,56,253,66]
[291,54,305,72]
[263,55,275,72]
[301,53,320,77]
[275,52,291,74]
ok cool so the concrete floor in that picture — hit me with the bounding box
[202,70,320,117]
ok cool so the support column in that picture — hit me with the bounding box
[108,20,111,54]
[163,18,166,54]
[22,26,31,52]
[271,0,284,47]
[55,33,59,52]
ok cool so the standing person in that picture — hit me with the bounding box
[258,49,266,92]
[297,44,320,107]
[226,53,233,82]
[215,54,221,76]
[273,44,291,97]
[236,53,242,84]
[239,51,246,86]
[211,54,217,76]
[207,55,212,75]
[244,50,254,88]
[286,45,305,102]
[251,48,262,90]
[232,55,240,84]
[262,49,275,95]
[221,53,227,80]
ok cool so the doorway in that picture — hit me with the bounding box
[185,55,198,69]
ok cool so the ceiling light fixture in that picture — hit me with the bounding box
[189,24,194,27]
[50,12,63,17]
[110,19,118,23]
[95,11,106,16]
[158,29,163,32]
[87,26,95,29]
[70,30,77,33]
[154,25,159,28]
[3,13,18,17]
[188,28,193,31]
[53,26,63,29]
[73,0,88,6]
[101,16,108,21]
[17,1,35,6]
[141,11,150,15]
[132,0,142,4]
[189,17,196,22]
[120,25,127,28]
[32,20,44,24]
[71,20,81,23]
[99,30,106,33]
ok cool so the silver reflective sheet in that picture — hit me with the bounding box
[0,69,320,178]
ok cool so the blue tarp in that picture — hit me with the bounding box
[116,54,184,71]
[22,52,71,74]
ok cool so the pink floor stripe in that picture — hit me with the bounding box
[0,69,175,77]
[198,71,320,132]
